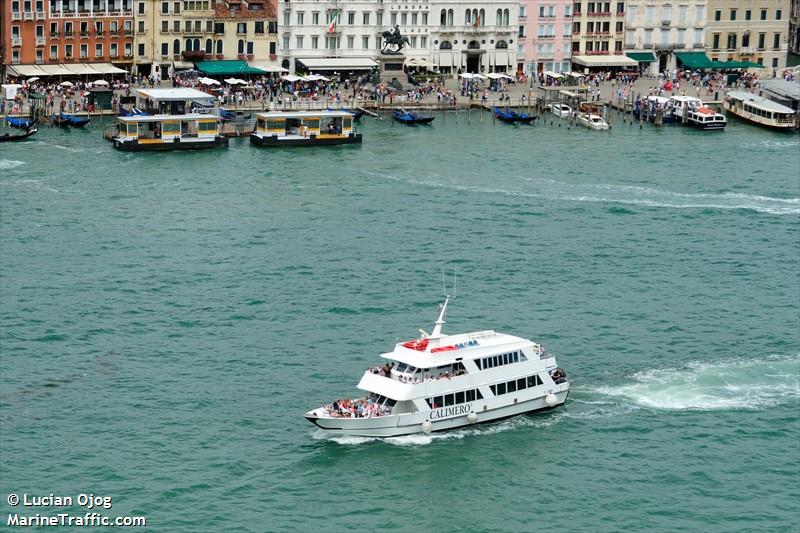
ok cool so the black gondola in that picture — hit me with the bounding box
[0,127,38,142]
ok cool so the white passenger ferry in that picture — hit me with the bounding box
[304,298,570,437]
[669,95,726,130]
[723,91,797,130]
[250,110,362,147]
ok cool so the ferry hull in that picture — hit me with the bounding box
[112,137,229,151]
[722,102,797,130]
[306,388,569,438]
[250,133,362,147]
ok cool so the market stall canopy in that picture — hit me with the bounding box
[59,81,74,87]
[198,77,220,85]
[1,84,23,100]
[136,87,216,103]
[224,78,248,84]
[195,60,264,76]
[172,61,194,70]
[296,57,378,70]
[625,51,657,62]
[675,52,715,69]
[27,76,40,82]
[281,74,303,82]
[91,79,109,85]
[571,55,639,67]
[543,70,565,78]
[6,62,125,77]
[248,61,288,73]
[303,74,330,81]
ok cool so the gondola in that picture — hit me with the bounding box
[5,115,33,129]
[0,127,38,142]
[328,107,366,121]
[493,107,537,124]
[61,112,90,127]
[392,109,435,125]
[51,114,71,127]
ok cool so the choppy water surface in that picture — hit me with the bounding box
[1,116,799,532]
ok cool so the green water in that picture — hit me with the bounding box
[1,115,799,532]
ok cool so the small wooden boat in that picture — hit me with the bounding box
[61,113,90,127]
[392,109,435,125]
[0,127,38,142]
[5,115,33,129]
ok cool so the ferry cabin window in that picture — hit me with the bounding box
[257,118,266,129]
[455,391,465,404]
[342,117,352,130]
[497,382,506,395]
[427,389,483,408]
[198,121,216,133]
[162,121,180,135]
[303,118,320,131]
[396,363,408,373]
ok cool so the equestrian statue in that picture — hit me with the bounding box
[381,25,409,54]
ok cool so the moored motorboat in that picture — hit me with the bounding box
[685,106,726,130]
[576,113,610,130]
[304,296,570,438]
[0,127,37,142]
[392,109,435,125]
[107,114,228,151]
[723,91,797,130]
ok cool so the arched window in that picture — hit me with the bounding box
[193,38,200,51]
[503,9,509,25]
[496,9,502,24]
[472,9,478,23]
[465,9,471,25]
[205,39,212,53]
[440,9,446,25]
[173,39,180,54]
[237,39,244,54]
[440,40,452,49]
[185,39,192,51]
[479,9,485,25]
[496,40,508,48]
[447,9,453,25]
[468,40,480,49]
[216,40,223,54]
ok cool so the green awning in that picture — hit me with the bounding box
[195,60,264,76]
[675,52,714,69]
[626,52,657,62]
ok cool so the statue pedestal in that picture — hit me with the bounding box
[377,53,405,84]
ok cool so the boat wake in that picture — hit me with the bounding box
[0,159,25,170]
[589,354,799,411]
[381,174,800,216]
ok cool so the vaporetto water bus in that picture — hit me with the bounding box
[304,298,570,437]
[723,91,797,130]
[250,110,362,147]
[108,114,228,151]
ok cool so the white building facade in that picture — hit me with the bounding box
[624,1,708,74]
[428,0,519,73]
[278,0,432,74]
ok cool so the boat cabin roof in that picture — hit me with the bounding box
[136,88,216,103]
[727,91,794,113]
[670,95,702,103]
[255,110,355,119]
[116,113,219,123]
[380,330,531,367]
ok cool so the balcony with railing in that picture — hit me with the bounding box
[36,36,46,45]
[11,11,22,20]
[12,37,23,46]
[36,11,46,19]
[24,11,35,19]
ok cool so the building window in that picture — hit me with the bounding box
[80,43,87,58]
[138,20,144,33]
[268,21,277,33]
[727,33,736,49]
[247,41,253,54]
[729,9,736,21]
[362,35,368,48]
[714,10,720,21]
[311,35,318,49]
[347,11,354,24]
[269,42,275,54]
[173,39,180,54]
[773,33,781,49]
[775,9,781,20]
[95,43,102,57]
[760,9,766,20]
[362,12,369,25]
[311,12,319,25]
[50,44,57,58]
[161,42,168,56]
[422,12,427,25]
[758,33,765,49]
[745,9,751,20]
[421,36,427,49]
[161,1,167,13]
[772,57,778,67]
[138,2,144,14]
[237,39,244,53]
[296,12,303,25]
[237,22,246,33]
[296,35,303,48]
[390,12,397,25]
[254,21,264,34]
[347,35,354,48]
[696,5,704,21]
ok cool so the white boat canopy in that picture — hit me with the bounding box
[136,87,216,103]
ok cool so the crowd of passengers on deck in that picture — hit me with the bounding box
[369,362,466,383]
[324,394,393,418]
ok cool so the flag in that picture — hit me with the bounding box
[328,9,340,33]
